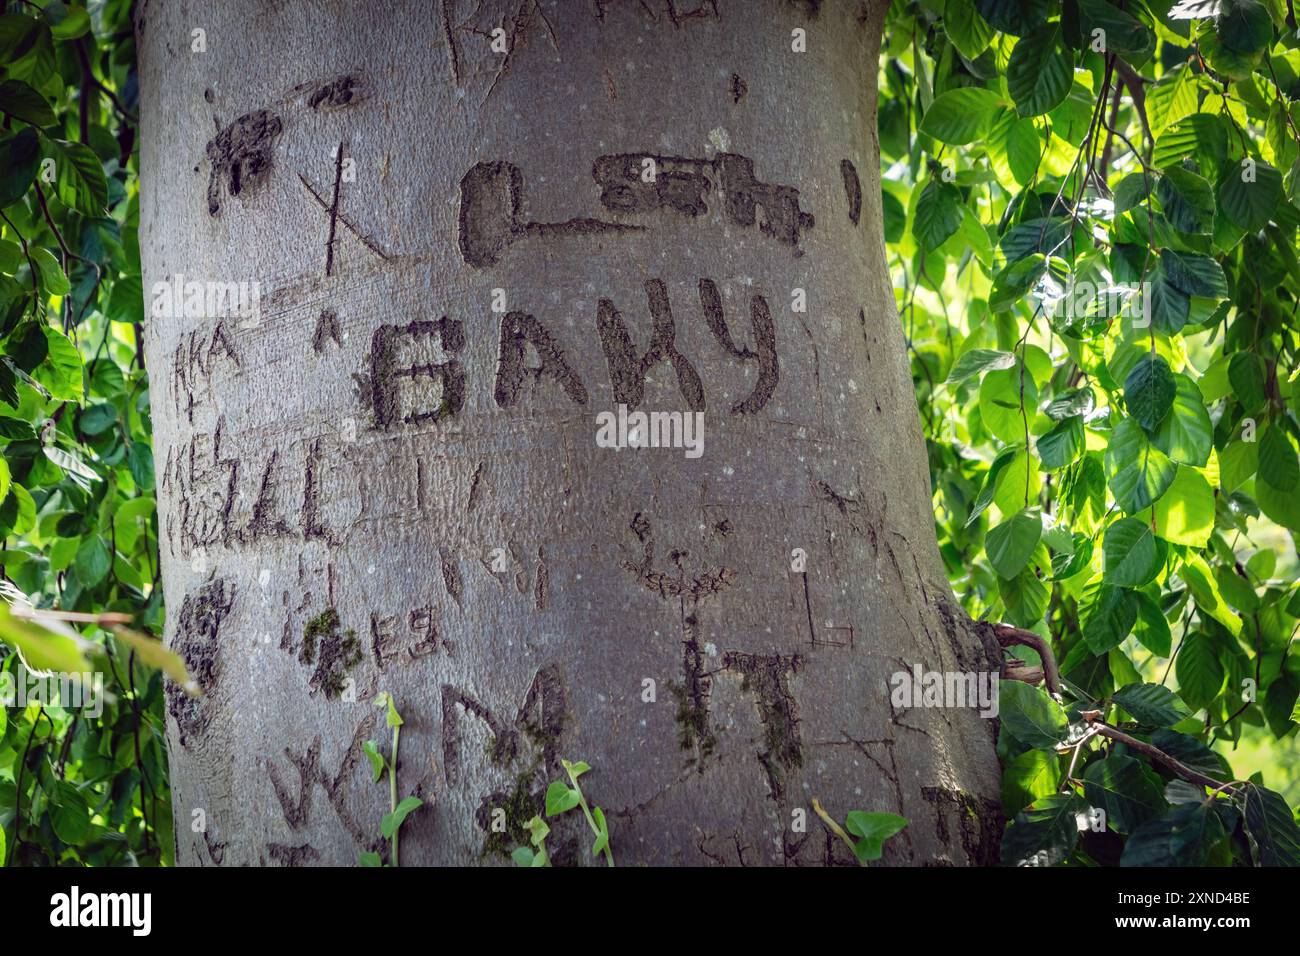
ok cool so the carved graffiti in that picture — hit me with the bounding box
[459,152,814,268]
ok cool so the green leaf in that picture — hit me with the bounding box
[946,348,1016,385]
[999,679,1067,748]
[844,811,909,863]
[1124,355,1176,431]
[1216,0,1273,56]
[34,326,83,403]
[999,561,1051,627]
[972,0,1052,36]
[591,805,610,856]
[1153,114,1227,171]
[1151,466,1214,547]
[358,851,383,867]
[1217,158,1283,231]
[1037,417,1084,471]
[30,246,69,296]
[1157,166,1214,234]
[1082,582,1138,653]
[0,601,92,674]
[511,846,535,867]
[987,508,1042,579]
[363,740,384,783]
[1007,25,1073,117]
[913,178,964,249]
[50,781,91,846]
[74,535,112,587]
[1083,755,1169,834]
[1121,802,1225,865]
[1113,682,1192,728]
[1148,267,1191,334]
[1131,591,1171,656]
[1001,793,1082,866]
[1159,249,1228,300]
[545,780,581,817]
[1077,0,1154,60]
[111,625,200,695]
[1242,784,1300,866]
[1259,422,1299,491]
[1179,554,1242,637]
[0,78,54,127]
[50,138,108,217]
[380,796,422,839]
[1153,375,1212,467]
[1146,63,1198,136]
[979,366,1038,444]
[1176,631,1226,709]
[1002,748,1059,816]
[919,88,1002,145]
[0,127,39,208]
[1102,517,1165,587]
[946,0,997,60]
[1227,353,1266,411]
[1106,418,1177,513]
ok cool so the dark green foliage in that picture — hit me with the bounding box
[889,0,1300,866]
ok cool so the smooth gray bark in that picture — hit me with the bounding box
[137,0,1002,866]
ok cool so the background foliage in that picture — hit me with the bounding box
[2,0,1299,868]
[886,0,1300,865]
[0,0,166,866]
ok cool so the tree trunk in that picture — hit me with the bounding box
[136,0,1002,867]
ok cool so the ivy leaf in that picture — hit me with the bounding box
[545,780,581,816]
[380,796,422,839]
[363,740,385,783]
[844,811,909,863]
